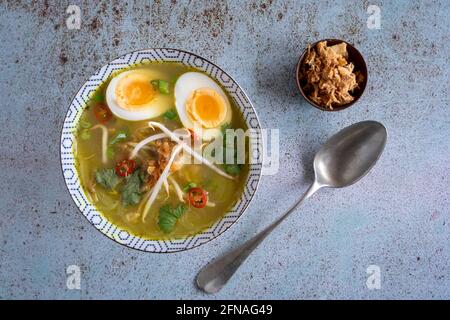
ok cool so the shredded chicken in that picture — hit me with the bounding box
[148,121,235,180]
[141,145,184,222]
[300,41,363,109]
[140,138,184,192]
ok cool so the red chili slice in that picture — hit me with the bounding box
[188,187,207,209]
[93,103,113,123]
[115,159,136,177]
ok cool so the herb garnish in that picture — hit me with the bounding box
[95,168,120,190]
[151,79,170,95]
[163,109,178,120]
[182,182,197,193]
[221,123,242,176]
[109,128,128,145]
[120,170,142,206]
[158,204,187,233]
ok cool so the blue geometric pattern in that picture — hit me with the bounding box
[61,49,263,252]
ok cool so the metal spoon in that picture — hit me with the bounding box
[197,120,387,294]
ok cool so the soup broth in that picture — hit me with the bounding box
[75,62,249,239]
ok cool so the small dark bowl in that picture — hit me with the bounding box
[296,39,368,111]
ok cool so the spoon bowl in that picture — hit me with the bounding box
[314,121,387,187]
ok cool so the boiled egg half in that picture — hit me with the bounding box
[106,69,171,121]
[174,72,232,141]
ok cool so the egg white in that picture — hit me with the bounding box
[174,72,232,141]
[106,69,172,121]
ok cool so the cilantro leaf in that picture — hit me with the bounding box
[95,168,120,190]
[158,204,187,234]
[120,171,142,206]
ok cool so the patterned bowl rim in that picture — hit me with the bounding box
[60,48,263,253]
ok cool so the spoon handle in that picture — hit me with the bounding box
[197,181,321,294]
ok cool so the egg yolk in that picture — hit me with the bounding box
[115,74,156,110]
[186,88,227,128]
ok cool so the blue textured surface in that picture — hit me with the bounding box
[0,0,449,299]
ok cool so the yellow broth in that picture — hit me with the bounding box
[74,62,249,239]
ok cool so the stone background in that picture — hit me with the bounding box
[0,0,449,299]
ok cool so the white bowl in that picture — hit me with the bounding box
[60,48,262,252]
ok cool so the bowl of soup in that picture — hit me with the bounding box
[61,49,262,252]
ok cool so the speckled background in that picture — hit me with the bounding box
[0,0,449,300]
